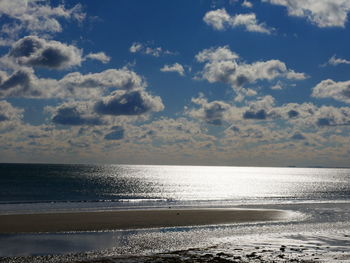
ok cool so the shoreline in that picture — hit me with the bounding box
[0,208,287,234]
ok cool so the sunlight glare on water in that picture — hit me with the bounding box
[0,164,349,205]
[104,165,350,203]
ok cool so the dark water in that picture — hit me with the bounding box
[0,163,153,203]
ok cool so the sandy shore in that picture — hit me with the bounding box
[0,208,287,233]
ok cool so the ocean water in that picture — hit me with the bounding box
[0,163,349,209]
[0,163,349,261]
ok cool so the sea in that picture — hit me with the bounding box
[0,163,349,262]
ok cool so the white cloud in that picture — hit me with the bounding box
[85,52,111,64]
[187,95,279,125]
[0,100,23,123]
[0,67,146,99]
[129,42,175,57]
[266,102,350,128]
[242,1,253,8]
[285,70,308,80]
[129,42,143,53]
[231,13,272,34]
[247,95,275,111]
[145,47,163,57]
[203,8,273,34]
[60,68,144,90]
[160,63,185,76]
[203,8,231,31]
[271,81,284,90]
[94,89,164,116]
[195,46,239,62]
[263,0,350,28]
[187,92,350,130]
[9,36,83,70]
[189,96,233,125]
[200,60,238,84]
[312,106,350,126]
[325,55,350,66]
[0,0,85,45]
[195,46,306,98]
[46,101,104,126]
[312,79,350,104]
[0,68,39,97]
[0,100,23,134]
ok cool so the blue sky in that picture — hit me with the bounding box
[1,0,350,167]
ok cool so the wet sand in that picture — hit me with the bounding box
[0,208,287,233]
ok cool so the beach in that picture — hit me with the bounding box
[0,203,349,262]
[0,208,287,233]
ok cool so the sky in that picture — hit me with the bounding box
[1,0,350,167]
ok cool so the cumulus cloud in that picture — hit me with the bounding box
[187,95,238,125]
[323,55,350,66]
[188,95,280,125]
[195,45,239,62]
[263,0,350,28]
[195,46,306,98]
[60,68,144,90]
[0,68,43,97]
[160,63,185,76]
[94,90,164,116]
[242,95,277,120]
[52,107,101,126]
[0,67,146,99]
[314,106,350,126]
[85,52,111,64]
[9,36,82,69]
[0,100,23,135]
[0,0,85,45]
[242,1,253,8]
[129,42,143,53]
[187,92,350,130]
[271,81,284,90]
[129,42,175,57]
[203,8,273,34]
[271,102,316,121]
[247,95,276,110]
[48,102,103,126]
[203,9,231,31]
[0,100,23,122]
[312,79,350,104]
[267,102,350,127]
[0,69,31,91]
[232,13,273,34]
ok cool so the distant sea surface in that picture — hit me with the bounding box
[0,163,349,214]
